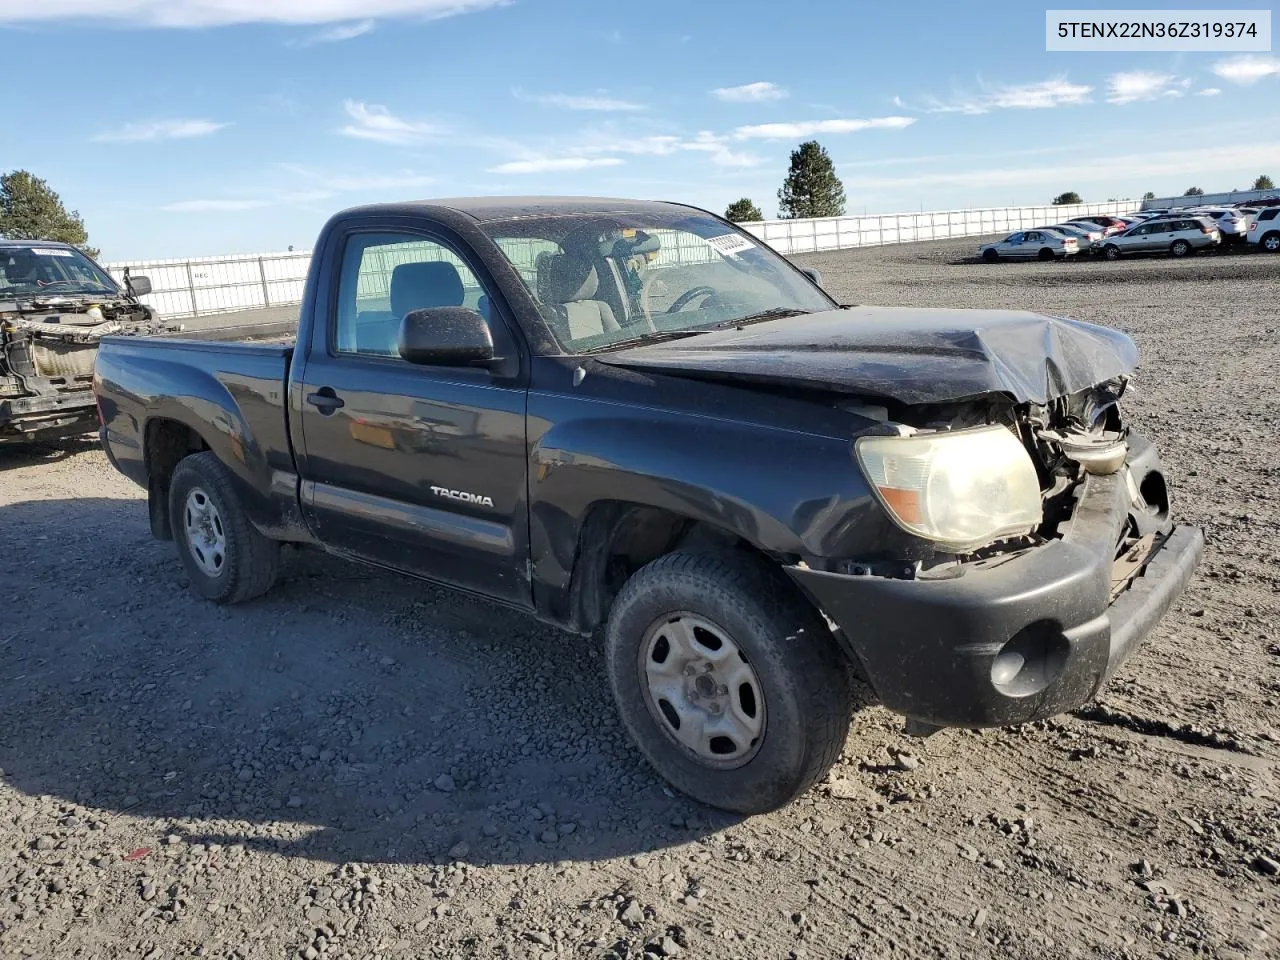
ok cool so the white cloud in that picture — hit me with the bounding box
[513,88,646,112]
[488,157,626,175]
[1197,87,1222,97]
[841,142,1280,194]
[338,100,442,144]
[712,82,787,103]
[161,199,270,213]
[92,118,229,142]
[290,19,374,45]
[1212,55,1280,85]
[732,116,915,140]
[1106,71,1189,105]
[903,78,1093,115]
[277,163,434,193]
[0,0,507,27]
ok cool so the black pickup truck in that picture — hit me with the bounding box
[94,197,1204,813]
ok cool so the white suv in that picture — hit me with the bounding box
[1099,216,1221,260]
[1248,207,1280,252]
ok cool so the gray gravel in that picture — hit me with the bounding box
[2,235,1278,959]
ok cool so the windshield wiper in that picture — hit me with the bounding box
[713,307,807,329]
[582,328,709,354]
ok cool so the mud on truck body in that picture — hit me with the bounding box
[1,240,170,443]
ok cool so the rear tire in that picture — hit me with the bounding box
[982,249,999,263]
[1263,232,1280,253]
[1170,239,1191,257]
[1037,248,1055,261]
[169,451,280,604]
[1103,244,1121,261]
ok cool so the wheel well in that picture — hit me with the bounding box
[144,418,210,539]
[567,502,767,635]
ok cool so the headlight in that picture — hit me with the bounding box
[855,425,1042,551]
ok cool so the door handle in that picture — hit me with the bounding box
[306,388,345,414]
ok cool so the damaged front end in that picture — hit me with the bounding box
[1,297,180,443]
[788,376,1204,730]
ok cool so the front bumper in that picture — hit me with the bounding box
[787,435,1204,728]
[0,388,98,439]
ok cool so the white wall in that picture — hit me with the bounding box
[103,200,1138,320]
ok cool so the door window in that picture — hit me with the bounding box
[333,232,493,358]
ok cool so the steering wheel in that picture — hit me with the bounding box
[665,285,717,314]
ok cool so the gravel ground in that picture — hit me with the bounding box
[2,236,1278,960]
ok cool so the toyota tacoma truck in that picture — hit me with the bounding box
[1,239,168,443]
[93,197,1204,813]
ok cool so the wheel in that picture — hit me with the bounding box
[1263,232,1280,253]
[1169,239,1191,257]
[1103,244,1121,260]
[1037,248,1055,261]
[168,451,280,603]
[982,248,999,263]
[604,551,854,814]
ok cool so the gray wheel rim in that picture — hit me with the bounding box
[1172,241,1189,256]
[183,487,227,578]
[1266,236,1280,252]
[638,613,766,769]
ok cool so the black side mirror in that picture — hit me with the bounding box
[127,274,152,297]
[398,307,495,367]
[800,267,823,287]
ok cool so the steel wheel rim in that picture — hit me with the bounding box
[638,612,766,769]
[183,487,227,578]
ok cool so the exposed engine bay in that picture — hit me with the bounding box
[1,294,181,442]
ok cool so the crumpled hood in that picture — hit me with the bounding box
[594,306,1137,405]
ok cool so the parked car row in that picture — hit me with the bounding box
[979,199,1280,263]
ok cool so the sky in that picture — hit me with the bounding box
[2,0,1278,260]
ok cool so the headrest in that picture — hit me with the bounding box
[536,252,598,304]
[390,261,464,317]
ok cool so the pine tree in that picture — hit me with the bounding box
[724,198,764,223]
[1183,186,1204,197]
[1142,191,1156,200]
[1254,174,1275,191]
[777,141,845,219]
[0,170,98,258]
[1052,191,1083,205]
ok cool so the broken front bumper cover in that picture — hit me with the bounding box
[786,433,1204,729]
[0,387,98,438]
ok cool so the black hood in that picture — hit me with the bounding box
[594,306,1138,405]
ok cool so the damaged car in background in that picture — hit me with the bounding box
[1,240,177,443]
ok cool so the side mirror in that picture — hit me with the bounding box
[800,267,823,287]
[127,274,152,297]
[397,306,495,367]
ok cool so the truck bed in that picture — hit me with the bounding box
[158,317,297,345]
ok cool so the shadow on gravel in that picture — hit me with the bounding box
[0,435,100,471]
[0,497,744,870]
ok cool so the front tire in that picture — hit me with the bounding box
[982,249,999,263]
[1103,244,1121,261]
[169,451,280,604]
[604,551,853,814]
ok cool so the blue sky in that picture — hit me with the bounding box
[2,0,1278,260]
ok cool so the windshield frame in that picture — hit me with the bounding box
[0,243,121,299]
[475,208,838,356]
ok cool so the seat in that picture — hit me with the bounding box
[355,261,467,355]
[535,252,622,342]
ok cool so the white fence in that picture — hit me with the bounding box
[103,200,1138,320]
[736,200,1138,255]
[1139,187,1279,210]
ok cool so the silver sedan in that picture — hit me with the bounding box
[978,229,1079,262]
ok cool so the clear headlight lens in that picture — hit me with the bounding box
[855,425,1043,551]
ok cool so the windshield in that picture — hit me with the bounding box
[0,244,119,298]
[478,210,836,353]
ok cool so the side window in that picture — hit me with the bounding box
[1026,231,1041,242]
[1133,225,1151,236]
[1007,233,1024,243]
[333,232,493,358]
